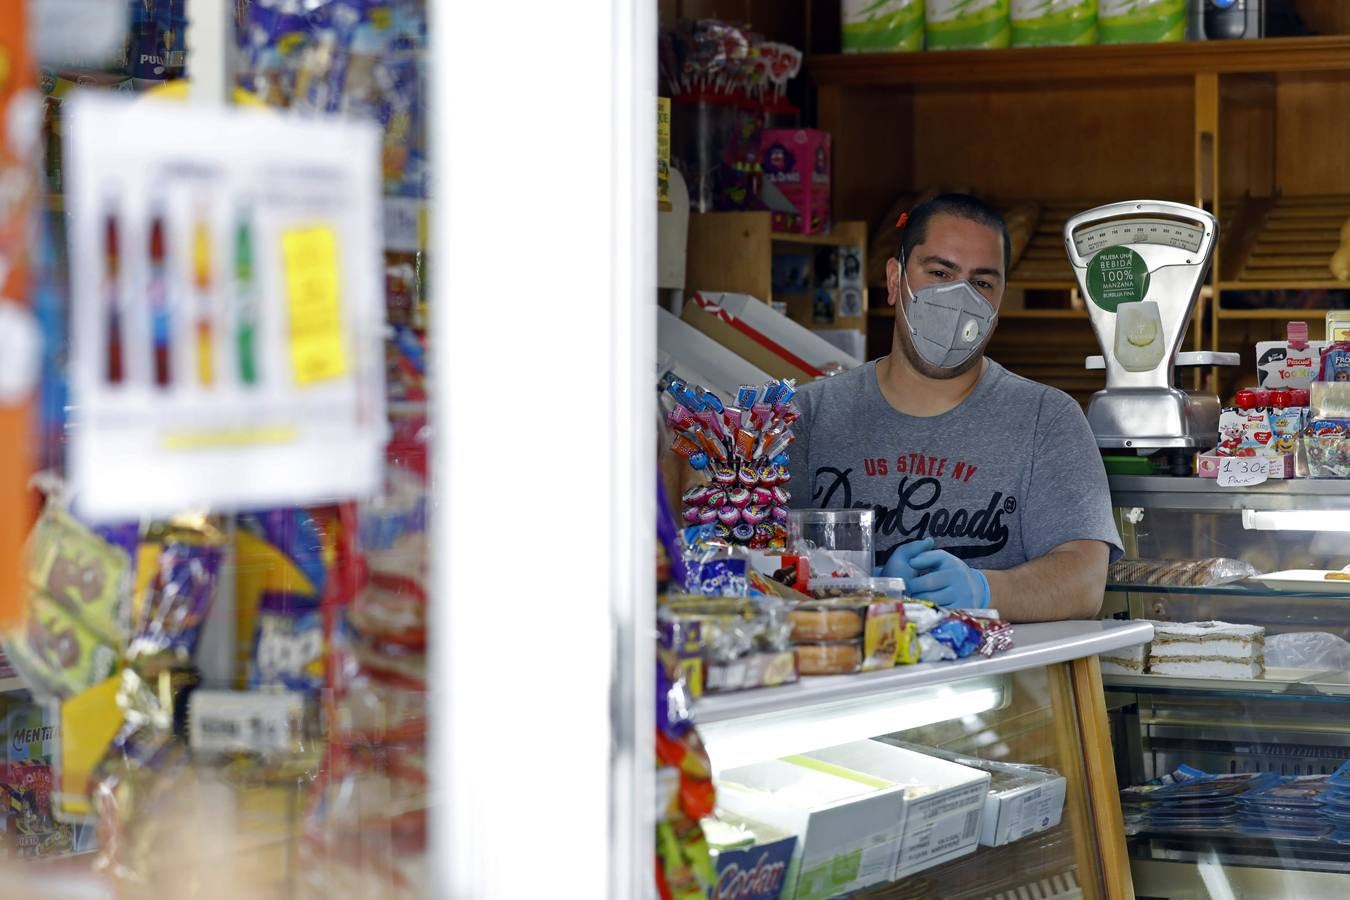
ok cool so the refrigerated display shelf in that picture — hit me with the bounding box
[1105,580,1350,600]
[692,619,1153,725]
[1102,667,1342,697]
[1132,830,1350,872]
[1108,475,1350,511]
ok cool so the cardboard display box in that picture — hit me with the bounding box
[681,292,861,383]
[794,741,990,879]
[715,757,906,900]
[881,739,1067,847]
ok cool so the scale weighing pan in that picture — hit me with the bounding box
[1064,200,1236,450]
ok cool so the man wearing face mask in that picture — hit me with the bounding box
[788,194,1121,622]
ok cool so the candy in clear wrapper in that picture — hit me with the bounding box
[771,486,791,506]
[669,378,797,549]
[683,485,711,506]
[929,614,983,659]
[742,504,769,526]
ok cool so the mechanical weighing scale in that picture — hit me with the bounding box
[1063,200,1239,457]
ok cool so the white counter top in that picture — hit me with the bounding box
[694,618,1154,725]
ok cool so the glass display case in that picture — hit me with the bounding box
[693,621,1149,900]
[1104,475,1350,898]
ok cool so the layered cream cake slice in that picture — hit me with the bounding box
[1147,621,1265,678]
[1100,642,1148,676]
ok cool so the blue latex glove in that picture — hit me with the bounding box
[875,538,936,582]
[906,547,990,609]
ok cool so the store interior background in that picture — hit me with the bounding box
[661,0,1350,408]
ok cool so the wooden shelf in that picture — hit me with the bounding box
[1005,201,1095,288]
[1219,194,1350,288]
[809,36,1350,87]
[772,230,868,248]
[1216,308,1338,320]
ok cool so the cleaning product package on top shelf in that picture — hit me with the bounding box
[1011,0,1097,47]
[841,0,925,53]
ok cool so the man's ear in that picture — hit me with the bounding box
[885,256,900,308]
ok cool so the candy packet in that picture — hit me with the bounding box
[126,519,224,671]
[25,502,131,647]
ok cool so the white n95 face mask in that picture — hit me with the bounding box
[902,271,997,371]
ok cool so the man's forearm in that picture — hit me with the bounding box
[982,541,1109,623]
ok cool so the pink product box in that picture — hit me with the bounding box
[760,129,830,235]
[1197,453,1296,479]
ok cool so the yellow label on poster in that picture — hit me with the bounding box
[282,225,348,385]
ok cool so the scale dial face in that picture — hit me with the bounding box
[1071,216,1205,257]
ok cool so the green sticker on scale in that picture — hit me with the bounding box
[1086,245,1150,311]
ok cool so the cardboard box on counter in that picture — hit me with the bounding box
[681,292,861,383]
[714,757,906,900]
[794,741,990,879]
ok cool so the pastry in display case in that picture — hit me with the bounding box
[1102,475,1350,897]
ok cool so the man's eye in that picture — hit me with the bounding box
[973,280,992,290]
[929,270,951,279]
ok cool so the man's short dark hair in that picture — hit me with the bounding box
[899,193,1011,276]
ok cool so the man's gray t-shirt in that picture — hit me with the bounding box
[788,359,1123,570]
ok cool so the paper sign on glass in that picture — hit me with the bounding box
[65,96,386,519]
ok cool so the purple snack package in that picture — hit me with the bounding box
[128,539,222,664]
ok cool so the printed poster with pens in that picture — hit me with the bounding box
[65,95,386,519]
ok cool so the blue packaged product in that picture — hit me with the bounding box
[710,832,797,900]
[250,592,324,692]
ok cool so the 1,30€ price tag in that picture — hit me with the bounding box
[1217,457,1268,488]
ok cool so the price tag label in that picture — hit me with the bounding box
[189,690,304,756]
[1217,457,1268,488]
[282,225,348,386]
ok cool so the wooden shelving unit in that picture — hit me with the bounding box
[809,37,1350,86]
[810,34,1350,401]
[685,212,870,335]
[1219,194,1350,289]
